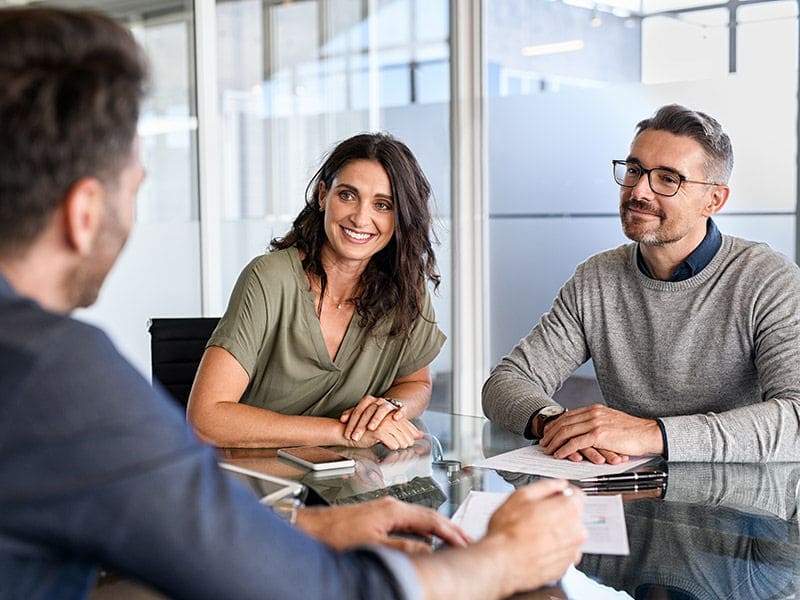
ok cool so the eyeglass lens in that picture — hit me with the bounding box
[614,161,681,196]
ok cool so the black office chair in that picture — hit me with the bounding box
[148,317,220,407]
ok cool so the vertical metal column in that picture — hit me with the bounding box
[450,0,488,417]
[194,0,224,316]
[796,0,800,264]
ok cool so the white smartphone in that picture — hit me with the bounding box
[219,463,305,505]
[278,446,356,471]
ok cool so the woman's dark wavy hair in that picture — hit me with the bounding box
[271,132,440,337]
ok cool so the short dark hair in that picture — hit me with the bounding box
[635,104,733,184]
[0,8,148,255]
[272,132,440,337]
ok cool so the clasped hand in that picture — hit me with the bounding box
[539,404,663,464]
[340,395,422,449]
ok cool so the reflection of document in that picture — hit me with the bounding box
[452,491,629,555]
[560,565,633,599]
[473,444,655,479]
[580,494,629,555]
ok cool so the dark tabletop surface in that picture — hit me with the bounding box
[218,410,800,600]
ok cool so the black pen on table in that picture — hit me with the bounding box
[581,481,666,494]
[577,470,667,484]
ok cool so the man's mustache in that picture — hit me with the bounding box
[622,199,665,219]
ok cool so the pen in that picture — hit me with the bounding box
[578,470,667,484]
[581,481,666,494]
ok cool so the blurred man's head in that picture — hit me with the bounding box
[0,8,148,307]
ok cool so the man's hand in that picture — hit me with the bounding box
[294,496,470,553]
[481,479,587,594]
[408,480,585,599]
[539,404,663,463]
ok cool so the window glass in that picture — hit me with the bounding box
[642,9,728,83]
[18,0,203,376]
[216,0,453,410]
[485,0,796,377]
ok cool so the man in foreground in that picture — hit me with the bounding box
[0,7,586,600]
[483,104,800,464]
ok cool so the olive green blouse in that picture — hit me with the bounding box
[208,247,446,417]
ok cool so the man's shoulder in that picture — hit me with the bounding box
[724,235,799,275]
[574,243,634,276]
[0,297,186,443]
[0,297,110,369]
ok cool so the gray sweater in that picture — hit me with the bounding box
[482,235,800,462]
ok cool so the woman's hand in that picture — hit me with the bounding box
[343,410,423,449]
[340,395,408,442]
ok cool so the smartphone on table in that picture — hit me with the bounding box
[278,446,356,471]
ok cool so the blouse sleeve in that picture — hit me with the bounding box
[395,287,446,378]
[206,257,269,377]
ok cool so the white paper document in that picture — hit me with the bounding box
[560,565,634,599]
[473,444,656,480]
[452,491,630,555]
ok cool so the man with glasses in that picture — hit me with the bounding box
[483,104,800,464]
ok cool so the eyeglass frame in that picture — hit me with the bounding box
[612,159,721,198]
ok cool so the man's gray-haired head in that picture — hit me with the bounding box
[636,104,733,184]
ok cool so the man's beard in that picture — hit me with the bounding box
[67,206,129,309]
[620,199,674,246]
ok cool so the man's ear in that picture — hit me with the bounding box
[703,184,730,217]
[63,177,105,256]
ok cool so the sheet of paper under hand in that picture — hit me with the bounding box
[451,490,630,555]
[473,443,656,479]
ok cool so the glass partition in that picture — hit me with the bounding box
[15,0,204,375]
[485,0,798,381]
[215,0,454,409]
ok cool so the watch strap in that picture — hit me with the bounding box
[530,406,566,439]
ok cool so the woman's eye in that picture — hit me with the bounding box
[376,201,392,211]
[339,191,355,201]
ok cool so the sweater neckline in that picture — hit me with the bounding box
[629,235,733,291]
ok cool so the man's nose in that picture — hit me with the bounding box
[630,171,653,197]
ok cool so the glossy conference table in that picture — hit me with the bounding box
[218,410,800,600]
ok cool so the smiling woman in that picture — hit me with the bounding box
[187,133,446,450]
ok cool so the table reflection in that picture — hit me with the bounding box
[579,463,800,600]
[218,411,800,599]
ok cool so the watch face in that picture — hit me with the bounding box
[540,406,565,418]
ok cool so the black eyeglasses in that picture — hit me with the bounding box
[612,160,719,197]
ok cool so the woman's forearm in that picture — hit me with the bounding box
[189,402,348,448]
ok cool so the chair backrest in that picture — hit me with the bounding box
[148,317,220,407]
